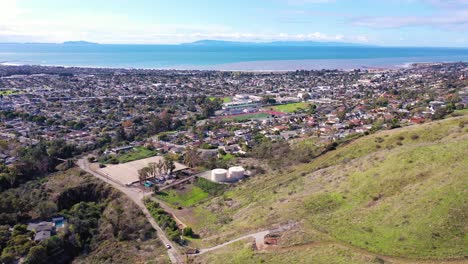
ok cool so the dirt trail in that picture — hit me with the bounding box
[196,222,298,255]
[194,222,466,264]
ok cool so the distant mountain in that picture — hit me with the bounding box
[267,41,371,47]
[63,41,99,45]
[182,39,371,47]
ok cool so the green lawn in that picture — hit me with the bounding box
[222,113,270,122]
[0,90,21,95]
[209,96,232,103]
[221,153,235,162]
[273,102,310,113]
[156,187,209,207]
[453,108,468,115]
[117,146,157,163]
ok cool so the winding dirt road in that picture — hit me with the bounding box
[196,222,298,255]
[196,231,269,255]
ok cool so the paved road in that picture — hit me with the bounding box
[76,158,184,264]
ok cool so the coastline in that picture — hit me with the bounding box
[1,57,467,72]
[191,56,467,71]
[1,43,468,72]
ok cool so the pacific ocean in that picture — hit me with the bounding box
[1,43,468,70]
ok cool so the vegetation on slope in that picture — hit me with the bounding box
[156,178,227,208]
[156,187,209,207]
[0,168,168,263]
[145,200,182,242]
[195,240,388,264]
[192,115,468,260]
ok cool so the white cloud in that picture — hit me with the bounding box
[0,9,366,44]
[0,0,366,44]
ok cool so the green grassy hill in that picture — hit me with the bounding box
[192,115,468,262]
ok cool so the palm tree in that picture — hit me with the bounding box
[138,167,150,185]
[156,160,165,176]
[164,159,176,175]
[184,146,200,168]
[148,162,158,178]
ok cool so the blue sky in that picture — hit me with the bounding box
[0,0,467,47]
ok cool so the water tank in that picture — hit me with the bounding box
[211,169,228,182]
[228,166,245,180]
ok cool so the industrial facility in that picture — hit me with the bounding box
[210,166,245,182]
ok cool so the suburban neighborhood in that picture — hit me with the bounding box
[0,62,467,263]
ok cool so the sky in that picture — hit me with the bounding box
[0,0,467,47]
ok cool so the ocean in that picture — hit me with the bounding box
[1,43,468,70]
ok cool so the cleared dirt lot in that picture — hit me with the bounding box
[97,156,189,185]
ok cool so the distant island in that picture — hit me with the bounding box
[63,41,99,45]
[182,39,371,47]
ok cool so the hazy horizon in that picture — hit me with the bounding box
[0,0,467,47]
[1,40,468,49]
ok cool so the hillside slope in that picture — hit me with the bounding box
[192,115,468,262]
[0,169,169,263]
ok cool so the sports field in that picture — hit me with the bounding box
[272,102,310,113]
[222,113,270,121]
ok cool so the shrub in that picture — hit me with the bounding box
[0,252,15,264]
[194,178,226,196]
[304,193,345,214]
[24,245,47,264]
[108,157,119,164]
[182,227,194,237]
[375,137,385,143]
[145,201,182,243]
[325,142,338,151]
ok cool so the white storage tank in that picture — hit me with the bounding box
[228,166,245,180]
[211,168,228,182]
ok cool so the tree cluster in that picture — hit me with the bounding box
[0,140,78,191]
[145,201,182,243]
[138,155,176,185]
